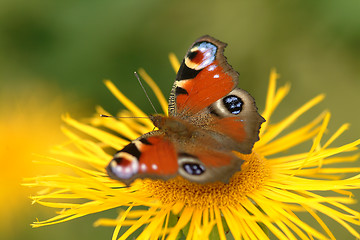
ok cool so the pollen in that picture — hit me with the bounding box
[142,152,270,208]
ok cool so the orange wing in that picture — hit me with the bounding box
[106,134,178,185]
[168,35,239,116]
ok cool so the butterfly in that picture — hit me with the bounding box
[106,35,265,185]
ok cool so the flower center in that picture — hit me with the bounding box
[141,152,270,208]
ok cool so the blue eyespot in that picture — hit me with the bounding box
[223,95,243,115]
[183,163,205,175]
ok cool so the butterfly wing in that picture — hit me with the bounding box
[106,131,244,184]
[176,147,244,183]
[106,132,179,185]
[168,35,239,116]
[169,35,264,154]
[107,35,265,185]
[208,88,265,153]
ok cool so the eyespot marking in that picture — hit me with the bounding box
[184,41,217,71]
[187,50,198,60]
[178,153,206,176]
[108,152,139,179]
[223,95,243,115]
[182,163,205,175]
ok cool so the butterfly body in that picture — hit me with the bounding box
[107,35,265,185]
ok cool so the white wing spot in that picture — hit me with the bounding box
[214,74,219,78]
[151,164,158,170]
[140,163,147,172]
[208,65,216,71]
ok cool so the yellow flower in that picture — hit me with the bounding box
[26,55,360,240]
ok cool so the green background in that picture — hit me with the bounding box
[1,0,359,239]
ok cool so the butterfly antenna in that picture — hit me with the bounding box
[100,114,149,119]
[134,71,158,114]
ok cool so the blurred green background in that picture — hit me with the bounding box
[1,0,359,239]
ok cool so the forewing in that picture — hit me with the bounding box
[168,35,239,116]
[106,132,178,185]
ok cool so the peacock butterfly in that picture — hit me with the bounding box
[106,35,265,185]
